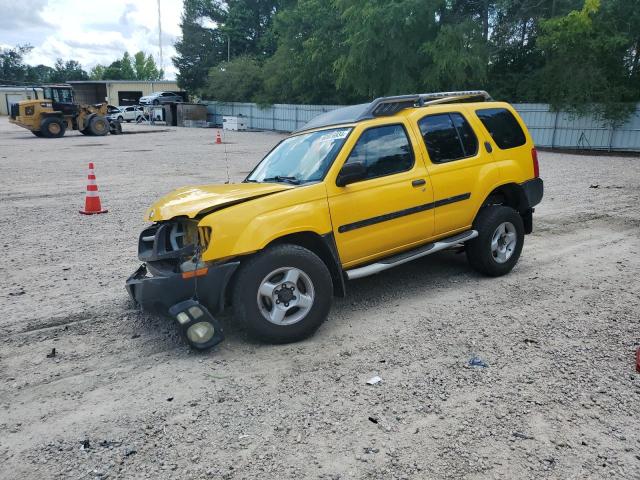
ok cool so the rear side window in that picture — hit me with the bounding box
[418,113,478,163]
[476,108,526,149]
[345,124,414,180]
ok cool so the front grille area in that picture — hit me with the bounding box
[138,220,200,263]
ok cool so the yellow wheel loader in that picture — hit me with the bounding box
[9,84,122,138]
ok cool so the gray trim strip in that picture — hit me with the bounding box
[337,192,471,233]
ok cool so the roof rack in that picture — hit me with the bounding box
[359,90,492,120]
[295,90,492,133]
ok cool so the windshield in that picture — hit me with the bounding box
[247,127,351,185]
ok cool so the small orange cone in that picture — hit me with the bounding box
[215,130,222,144]
[79,162,108,215]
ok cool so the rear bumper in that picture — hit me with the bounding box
[125,262,239,316]
[522,178,544,208]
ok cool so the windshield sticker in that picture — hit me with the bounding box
[318,129,349,142]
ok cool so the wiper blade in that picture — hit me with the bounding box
[263,176,301,185]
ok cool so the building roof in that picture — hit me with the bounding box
[295,91,492,133]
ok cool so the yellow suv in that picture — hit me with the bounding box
[126,91,543,350]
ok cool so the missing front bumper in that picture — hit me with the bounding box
[125,261,239,316]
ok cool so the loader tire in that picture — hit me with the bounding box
[88,115,109,136]
[40,117,66,138]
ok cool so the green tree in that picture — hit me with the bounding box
[536,0,635,122]
[120,52,136,80]
[259,0,350,104]
[334,0,441,98]
[50,59,89,82]
[204,55,263,101]
[25,64,55,83]
[0,44,32,83]
[133,51,161,80]
[89,64,106,80]
[173,0,227,92]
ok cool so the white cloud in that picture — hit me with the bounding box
[0,0,183,79]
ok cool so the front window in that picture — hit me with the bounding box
[344,124,414,180]
[43,87,74,103]
[247,127,351,185]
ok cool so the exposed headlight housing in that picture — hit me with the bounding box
[168,299,224,350]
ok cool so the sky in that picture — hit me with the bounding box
[0,0,183,79]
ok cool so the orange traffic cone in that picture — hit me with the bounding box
[215,130,222,144]
[79,162,108,215]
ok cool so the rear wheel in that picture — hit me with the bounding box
[88,115,109,136]
[40,117,66,138]
[32,131,44,137]
[232,244,333,343]
[466,206,524,277]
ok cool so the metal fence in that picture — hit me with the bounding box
[205,101,640,152]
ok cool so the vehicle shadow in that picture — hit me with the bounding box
[218,249,477,346]
[127,249,478,352]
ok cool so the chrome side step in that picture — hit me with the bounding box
[345,230,478,280]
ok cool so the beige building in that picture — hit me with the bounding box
[0,86,42,115]
[68,80,181,106]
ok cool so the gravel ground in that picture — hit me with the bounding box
[0,120,639,480]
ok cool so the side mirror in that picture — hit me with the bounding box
[336,162,366,187]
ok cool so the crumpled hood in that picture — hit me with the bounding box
[145,183,294,221]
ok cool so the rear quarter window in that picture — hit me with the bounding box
[476,108,527,150]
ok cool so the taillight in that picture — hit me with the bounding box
[532,148,540,178]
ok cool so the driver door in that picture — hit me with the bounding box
[326,121,434,268]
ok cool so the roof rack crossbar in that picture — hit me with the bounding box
[418,90,492,102]
[357,90,492,120]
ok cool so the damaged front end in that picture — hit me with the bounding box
[126,219,238,350]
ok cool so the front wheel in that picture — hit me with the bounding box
[88,115,109,136]
[466,206,525,277]
[232,244,333,343]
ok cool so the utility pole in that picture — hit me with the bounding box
[157,0,164,78]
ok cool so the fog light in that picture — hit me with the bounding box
[168,299,224,351]
[187,321,215,344]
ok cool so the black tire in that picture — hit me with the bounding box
[88,115,109,136]
[32,131,44,137]
[40,117,66,138]
[152,99,160,105]
[466,206,524,277]
[232,244,333,344]
[117,115,124,122]
[109,121,122,135]
[80,129,91,136]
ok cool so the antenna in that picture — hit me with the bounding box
[157,0,164,78]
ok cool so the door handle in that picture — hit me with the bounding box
[412,179,426,187]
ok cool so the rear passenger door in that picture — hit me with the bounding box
[415,109,500,236]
